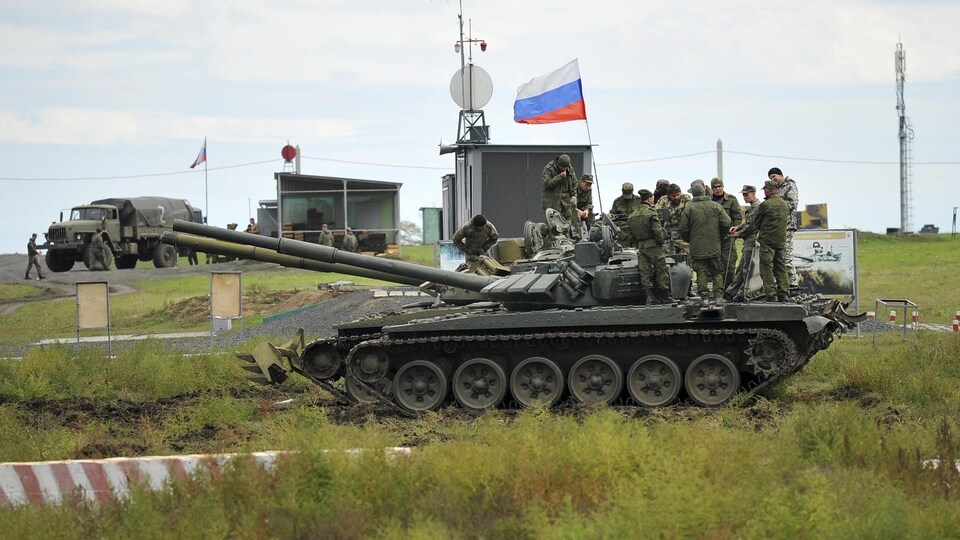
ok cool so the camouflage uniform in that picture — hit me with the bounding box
[88,232,108,271]
[712,189,743,285]
[25,235,44,279]
[742,191,789,298]
[678,196,731,299]
[319,226,334,247]
[655,193,692,254]
[627,203,671,297]
[611,194,642,217]
[726,202,757,298]
[777,176,799,287]
[576,180,595,230]
[453,221,499,260]
[541,156,578,235]
[342,229,359,252]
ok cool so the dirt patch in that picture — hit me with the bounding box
[151,289,333,323]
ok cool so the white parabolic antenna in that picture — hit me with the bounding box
[450,64,493,111]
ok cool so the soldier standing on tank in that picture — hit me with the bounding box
[653,179,671,202]
[611,182,642,216]
[725,185,759,301]
[731,180,789,302]
[25,233,45,280]
[576,174,595,233]
[656,183,692,254]
[342,227,359,253]
[453,215,499,267]
[710,177,743,286]
[541,154,578,239]
[679,183,730,302]
[319,224,334,247]
[768,167,799,289]
[628,190,674,305]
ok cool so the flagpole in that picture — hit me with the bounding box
[584,116,603,215]
[203,137,208,224]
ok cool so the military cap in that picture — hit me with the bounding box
[580,174,593,184]
[740,184,756,193]
[711,177,723,187]
[763,180,779,190]
[768,167,782,178]
[637,189,653,201]
[621,182,634,192]
[689,183,706,197]
[558,154,571,167]
[656,179,670,187]
[667,183,682,195]
[690,179,706,191]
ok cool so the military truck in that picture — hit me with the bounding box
[43,197,202,272]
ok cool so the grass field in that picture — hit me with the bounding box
[1,236,959,537]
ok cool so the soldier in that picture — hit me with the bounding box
[245,218,260,235]
[628,189,674,305]
[342,227,359,253]
[768,167,799,288]
[611,182,642,216]
[88,227,109,271]
[25,233,45,280]
[655,183,692,254]
[319,224,334,247]
[653,179,671,202]
[576,174,595,232]
[710,177,743,286]
[678,183,730,302]
[725,185,759,301]
[541,154,578,238]
[732,180,789,302]
[453,214,499,264]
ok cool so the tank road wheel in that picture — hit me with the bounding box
[510,357,564,408]
[350,346,389,383]
[345,373,392,404]
[452,358,507,410]
[568,355,623,405]
[302,343,343,381]
[152,244,177,268]
[394,361,448,412]
[626,355,682,407]
[684,354,741,407]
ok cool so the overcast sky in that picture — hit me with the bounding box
[2,0,959,254]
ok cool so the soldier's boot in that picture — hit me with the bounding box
[776,293,789,302]
[658,289,676,305]
[644,288,657,306]
[765,295,778,302]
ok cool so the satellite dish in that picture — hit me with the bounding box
[449,64,493,111]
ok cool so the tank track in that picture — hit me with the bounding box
[332,325,804,413]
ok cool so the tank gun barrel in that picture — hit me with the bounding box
[162,232,425,286]
[171,220,497,292]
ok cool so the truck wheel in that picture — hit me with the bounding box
[44,250,75,273]
[83,244,113,270]
[152,244,177,268]
[115,254,138,270]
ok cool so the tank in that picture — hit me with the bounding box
[164,217,864,412]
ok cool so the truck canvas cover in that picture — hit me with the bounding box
[91,197,195,228]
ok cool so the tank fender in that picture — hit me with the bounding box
[803,315,833,335]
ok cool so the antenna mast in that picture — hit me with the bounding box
[895,41,914,233]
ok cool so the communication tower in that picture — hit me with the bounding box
[895,41,914,233]
[448,4,491,145]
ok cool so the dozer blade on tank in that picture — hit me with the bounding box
[164,215,863,413]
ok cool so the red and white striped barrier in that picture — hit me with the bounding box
[1,448,411,507]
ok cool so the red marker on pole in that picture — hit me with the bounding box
[889,310,896,323]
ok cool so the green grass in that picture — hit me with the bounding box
[0,283,46,302]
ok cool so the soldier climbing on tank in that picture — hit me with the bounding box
[453,215,499,270]
[679,182,730,303]
[731,180,789,302]
[628,189,674,305]
[541,154,579,240]
[25,233,45,280]
[319,224,334,247]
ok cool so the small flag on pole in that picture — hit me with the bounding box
[190,140,207,169]
[514,59,587,124]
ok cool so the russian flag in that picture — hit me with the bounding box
[190,139,206,169]
[513,59,587,124]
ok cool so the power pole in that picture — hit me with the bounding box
[895,41,914,233]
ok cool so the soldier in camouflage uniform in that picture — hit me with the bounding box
[768,167,799,288]
[25,233,45,280]
[453,214,499,264]
[655,183,692,254]
[710,177,743,286]
[541,154,578,238]
[628,189,673,305]
[319,224,335,247]
[611,182,642,216]
[679,183,730,301]
[725,185,758,300]
[342,227,359,253]
[733,180,789,302]
[576,174,595,233]
[88,227,109,271]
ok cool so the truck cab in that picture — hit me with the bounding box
[43,204,121,272]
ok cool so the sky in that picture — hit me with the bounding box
[2,0,959,255]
